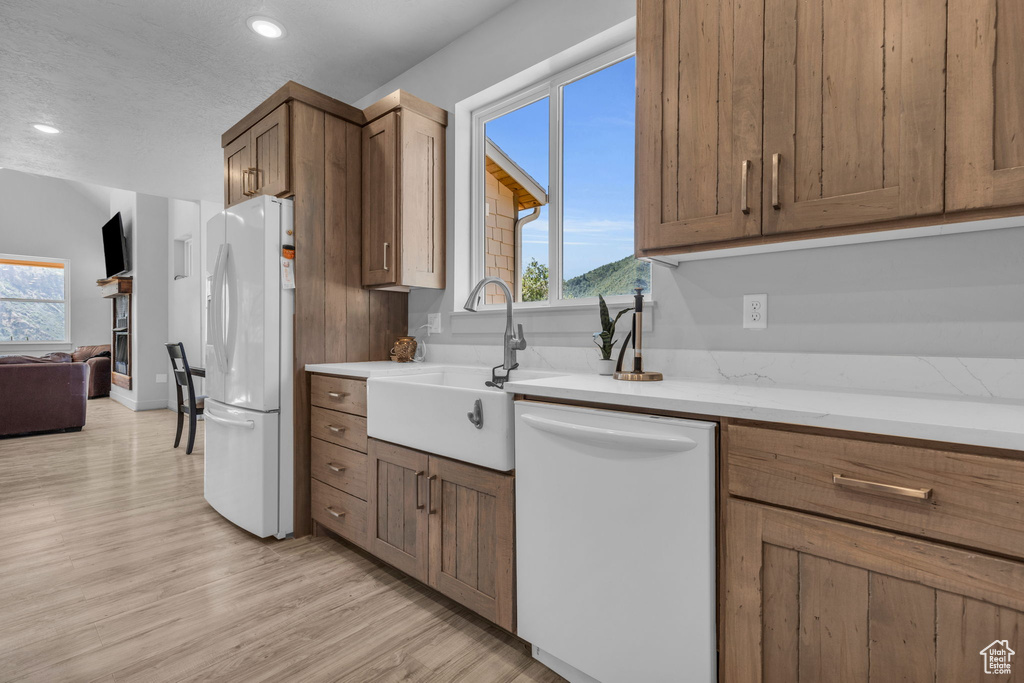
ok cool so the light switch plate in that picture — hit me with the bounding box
[743,294,767,329]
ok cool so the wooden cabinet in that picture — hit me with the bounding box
[723,499,1024,682]
[947,0,1024,212]
[428,455,516,632]
[365,438,516,631]
[638,0,1013,254]
[222,102,290,208]
[361,94,446,291]
[761,0,945,235]
[367,439,431,582]
[635,0,763,249]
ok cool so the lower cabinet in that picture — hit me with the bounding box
[367,438,516,632]
[723,499,1024,682]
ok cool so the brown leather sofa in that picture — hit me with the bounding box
[0,361,89,437]
[71,345,111,398]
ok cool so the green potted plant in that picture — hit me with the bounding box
[593,295,632,375]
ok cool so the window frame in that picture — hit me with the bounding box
[469,39,642,311]
[0,254,72,346]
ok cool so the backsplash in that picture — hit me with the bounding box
[421,343,1024,401]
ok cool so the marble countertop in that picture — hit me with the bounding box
[307,361,1024,451]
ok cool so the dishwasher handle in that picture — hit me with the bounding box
[520,413,698,453]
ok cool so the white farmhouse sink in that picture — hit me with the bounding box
[367,367,555,471]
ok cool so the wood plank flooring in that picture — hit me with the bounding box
[0,399,563,682]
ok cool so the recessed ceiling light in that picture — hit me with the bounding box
[33,124,60,134]
[247,16,285,39]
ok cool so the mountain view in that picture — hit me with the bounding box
[563,255,651,299]
[0,262,66,342]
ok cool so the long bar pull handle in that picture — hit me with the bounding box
[740,159,751,214]
[832,474,932,500]
[327,425,346,434]
[383,242,390,272]
[415,471,425,510]
[771,153,781,210]
[241,169,250,196]
[326,462,346,473]
[325,506,346,519]
[426,474,437,514]
[252,166,261,192]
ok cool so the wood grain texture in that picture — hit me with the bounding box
[250,102,290,197]
[399,109,446,289]
[223,132,251,208]
[761,545,799,683]
[367,439,430,583]
[636,0,763,252]
[869,573,936,682]
[362,89,449,127]
[311,479,368,548]
[310,406,367,453]
[0,400,560,683]
[310,438,368,501]
[727,423,1024,561]
[221,80,364,146]
[362,112,399,287]
[798,554,869,681]
[309,374,367,416]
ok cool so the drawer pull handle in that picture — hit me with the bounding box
[327,391,348,400]
[327,462,346,473]
[327,425,346,434]
[832,473,932,500]
[325,506,346,519]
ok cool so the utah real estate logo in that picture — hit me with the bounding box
[980,640,1015,675]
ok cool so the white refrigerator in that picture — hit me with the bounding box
[204,195,294,539]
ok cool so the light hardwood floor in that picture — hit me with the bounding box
[0,399,563,683]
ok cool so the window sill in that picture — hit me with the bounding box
[0,342,72,355]
[450,300,654,336]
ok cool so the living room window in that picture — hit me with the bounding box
[0,255,71,344]
[470,41,650,307]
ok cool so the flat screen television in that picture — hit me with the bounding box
[102,212,129,278]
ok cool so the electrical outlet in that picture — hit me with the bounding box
[427,313,442,334]
[156,373,168,384]
[743,294,768,329]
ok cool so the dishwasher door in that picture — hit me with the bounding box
[515,401,716,683]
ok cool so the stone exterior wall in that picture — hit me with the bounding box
[484,171,517,304]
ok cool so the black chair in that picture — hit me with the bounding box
[165,342,205,454]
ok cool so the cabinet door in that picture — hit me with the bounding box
[762,0,945,235]
[635,0,763,251]
[398,111,445,289]
[723,500,1024,683]
[947,0,1024,212]
[366,439,428,582]
[224,132,252,208]
[362,112,399,286]
[251,103,290,198]
[428,457,515,632]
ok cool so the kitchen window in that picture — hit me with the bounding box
[470,41,649,308]
[0,255,71,344]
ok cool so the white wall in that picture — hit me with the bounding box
[357,0,1024,363]
[0,169,111,354]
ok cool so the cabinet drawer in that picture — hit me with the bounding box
[312,479,367,548]
[727,423,1024,560]
[311,407,367,453]
[311,438,368,501]
[310,375,366,416]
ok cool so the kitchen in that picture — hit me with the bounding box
[3,0,1024,681]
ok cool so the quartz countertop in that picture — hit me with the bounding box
[307,361,1024,451]
[502,374,1024,452]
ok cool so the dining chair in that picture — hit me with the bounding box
[165,342,205,454]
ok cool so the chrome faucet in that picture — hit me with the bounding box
[463,276,527,388]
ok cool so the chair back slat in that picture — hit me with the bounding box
[165,342,199,412]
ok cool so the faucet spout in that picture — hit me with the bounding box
[463,276,527,385]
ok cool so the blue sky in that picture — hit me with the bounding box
[485,56,636,281]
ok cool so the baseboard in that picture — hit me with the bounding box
[109,392,168,412]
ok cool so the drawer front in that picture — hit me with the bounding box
[310,375,367,416]
[727,423,1024,560]
[312,479,368,548]
[311,438,368,501]
[311,407,367,453]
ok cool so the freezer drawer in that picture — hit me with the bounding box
[515,402,717,683]
[204,399,280,538]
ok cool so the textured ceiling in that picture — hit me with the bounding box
[0,0,515,202]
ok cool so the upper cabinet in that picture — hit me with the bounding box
[947,0,1024,212]
[361,92,447,291]
[761,0,945,235]
[222,102,290,208]
[635,0,763,250]
[638,0,1024,255]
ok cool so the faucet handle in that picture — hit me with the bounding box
[514,323,527,350]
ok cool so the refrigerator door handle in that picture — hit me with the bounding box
[211,244,230,373]
[205,408,255,430]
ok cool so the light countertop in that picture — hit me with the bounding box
[307,361,1024,451]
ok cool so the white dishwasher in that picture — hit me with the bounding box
[515,401,716,683]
